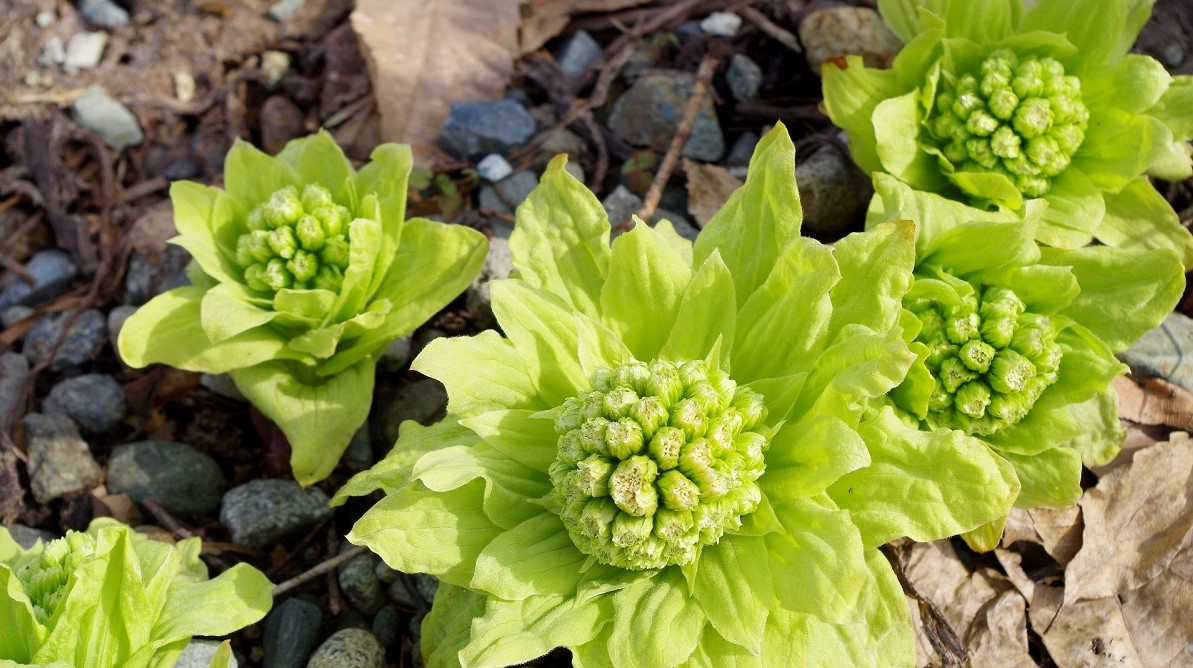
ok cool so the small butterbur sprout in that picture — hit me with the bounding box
[116,131,487,484]
[0,519,271,668]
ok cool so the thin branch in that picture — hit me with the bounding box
[272,545,369,598]
[740,6,804,54]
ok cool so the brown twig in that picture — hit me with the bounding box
[636,55,719,223]
[880,543,968,666]
[272,545,368,598]
[740,6,804,54]
[142,498,195,539]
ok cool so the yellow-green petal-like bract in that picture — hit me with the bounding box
[117,131,487,485]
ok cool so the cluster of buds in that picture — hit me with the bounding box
[928,50,1089,197]
[910,283,1062,436]
[233,184,353,293]
[16,532,96,624]
[549,359,769,570]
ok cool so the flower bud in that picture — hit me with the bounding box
[953,93,983,120]
[658,469,700,511]
[630,396,669,439]
[644,360,683,406]
[246,206,269,231]
[606,418,645,459]
[264,186,303,228]
[612,512,654,548]
[320,236,351,269]
[263,258,294,290]
[670,398,708,440]
[988,392,1029,423]
[945,311,980,344]
[959,339,996,373]
[301,183,334,212]
[965,138,1000,169]
[966,110,999,137]
[939,357,978,393]
[295,215,326,251]
[247,230,275,263]
[603,387,640,419]
[313,265,344,293]
[287,249,319,284]
[990,125,1021,158]
[313,206,344,238]
[1013,98,1053,139]
[648,426,685,470]
[575,455,613,497]
[954,380,992,418]
[578,417,610,456]
[610,454,659,517]
[989,349,1036,394]
[244,263,270,292]
[268,226,299,260]
[578,497,618,542]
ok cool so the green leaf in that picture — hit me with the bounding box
[828,408,1020,547]
[652,219,695,265]
[1071,107,1170,193]
[1097,176,1193,270]
[607,569,705,667]
[694,124,806,305]
[0,566,40,663]
[1149,74,1193,140]
[150,564,271,642]
[575,312,632,379]
[877,0,951,42]
[828,221,915,340]
[1043,244,1185,351]
[760,415,871,500]
[1047,326,1127,405]
[743,372,808,427]
[490,281,589,406]
[1035,171,1106,249]
[274,130,355,207]
[117,287,306,374]
[692,535,772,654]
[1083,54,1171,115]
[600,221,692,361]
[822,57,905,177]
[332,419,480,505]
[199,282,278,343]
[413,442,550,530]
[168,182,243,286]
[1058,390,1125,467]
[458,408,558,474]
[272,288,335,323]
[684,624,764,668]
[948,170,1023,210]
[415,330,544,417]
[232,358,375,485]
[922,219,1040,276]
[795,325,915,422]
[765,495,868,624]
[1022,0,1126,69]
[355,143,413,293]
[470,513,585,600]
[348,481,501,587]
[509,155,611,319]
[659,251,735,364]
[942,0,1017,44]
[422,584,487,668]
[461,593,604,668]
[220,139,301,210]
[873,93,947,191]
[968,264,1079,314]
[1001,446,1083,508]
[330,214,384,323]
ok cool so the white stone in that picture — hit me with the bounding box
[700,11,741,37]
[262,50,291,88]
[63,32,107,72]
[477,154,514,182]
[35,10,56,28]
[38,37,65,66]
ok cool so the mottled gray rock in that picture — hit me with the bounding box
[1121,312,1193,395]
[608,73,724,162]
[476,154,513,182]
[600,185,696,240]
[478,171,539,216]
[378,335,413,373]
[0,353,29,422]
[176,639,238,668]
[555,30,601,79]
[124,247,190,303]
[1,306,33,329]
[306,628,383,668]
[385,577,419,610]
[798,6,902,71]
[0,250,78,311]
[63,32,107,72]
[265,597,323,668]
[200,373,246,401]
[78,0,129,29]
[38,37,65,66]
[372,378,449,449]
[6,523,56,549]
[464,223,513,330]
[413,574,438,604]
[371,605,401,648]
[43,373,126,433]
[107,441,226,518]
[220,480,332,549]
[440,100,536,159]
[727,54,762,101]
[107,304,137,345]
[339,553,385,615]
[726,131,759,169]
[796,145,873,237]
[35,10,56,27]
[268,0,305,22]
[262,50,291,88]
[23,308,107,371]
[342,427,373,469]
[72,86,143,150]
[23,413,101,503]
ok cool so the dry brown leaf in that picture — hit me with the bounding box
[1091,426,1159,476]
[1001,505,1083,566]
[1029,586,1143,668]
[351,0,520,162]
[1119,547,1193,666]
[518,0,652,53]
[1066,432,1193,604]
[1113,375,1193,430]
[966,590,1034,668]
[683,158,743,228]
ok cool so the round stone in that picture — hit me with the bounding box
[106,441,226,518]
[306,628,383,668]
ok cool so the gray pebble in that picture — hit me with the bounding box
[371,605,401,648]
[1,306,34,329]
[63,32,107,72]
[200,373,247,401]
[23,412,102,503]
[0,353,29,422]
[107,441,226,518]
[339,553,385,615]
[306,628,383,668]
[440,100,536,159]
[727,54,763,101]
[374,561,399,584]
[72,86,143,150]
[798,6,902,71]
[77,0,130,29]
[264,597,323,668]
[796,145,873,237]
[23,308,107,372]
[342,427,374,468]
[608,73,724,162]
[465,224,513,330]
[386,577,420,610]
[38,37,65,66]
[412,574,439,605]
[6,523,57,549]
[107,304,138,345]
[268,0,306,22]
[124,246,191,304]
[378,335,412,373]
[43,373,126,433]
[35,10,56,27]
[221,479,332,549]
[1121,312,1193,395]
[599,186,694,240]
[726,131,759,168]
[371,378,449,450]
[700,11,741,36]
[555,30,601,79]
[0,249,78,311]
[176,639,238,668]
[476,154,513,182]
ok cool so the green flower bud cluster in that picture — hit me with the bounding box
[548,359,769,570]
[15,531,96,624]
[233,184,354,293]
[911,283,1062,436]
[927,49,1089,197]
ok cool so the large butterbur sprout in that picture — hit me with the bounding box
[336,124,1019,667]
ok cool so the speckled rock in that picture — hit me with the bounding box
[6,523,56,549]
[555,30,601,79]
[78,0,129,29]
[727,54,762,101]
[220,479,332,549]
[440,100,536,159]
[107,441,226,518]
[0,249,77,311]
[43,373,127,433]
[339,552,385,615]
[23,308,106,371]
[107,304,137,344]
[306,628,383,668]
[23,413,102,503]
[1121,312,1193,395]
[607,73,724,162]
[264,597,323,668]
[798,6,902,71]
[176,639,238,668]
[371,378,450,449]
[71,86,143,150]
[371,605,401,647]
[796,144,874,237]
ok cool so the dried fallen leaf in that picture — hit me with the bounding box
[518,0,652,54]
[1090,425,1158,477]
[1119,546,1193,666]
[351,0,520,162]
[683,158,743,228]
[1001,506,1084,567]
[1066,432,1193,604]
[1113,375,1193,430]
[1029,586,1142,668]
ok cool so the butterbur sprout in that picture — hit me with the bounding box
[117,131,487,485]
[0,519,272,667]
[823,0,1193,268]
[334,125,1019,667]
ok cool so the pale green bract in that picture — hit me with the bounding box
[335,124,1020,667]
[870,175,1185,548]
[0,519,272,668]
[116,131,487,485]
[822,0,1193,268]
